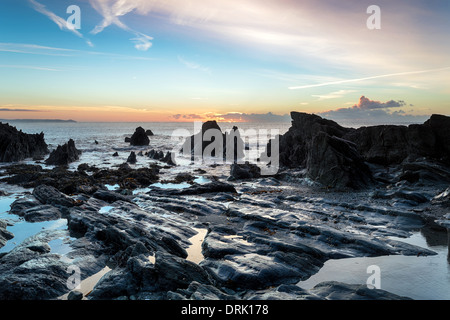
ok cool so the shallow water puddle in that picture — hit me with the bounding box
[297,230,450,300]
[151,182,192,189]
[99,206,114,214]
[105,184,120,191]
[0,218,68,253]
[186,228,208,264]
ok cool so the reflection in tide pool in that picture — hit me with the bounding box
[0,218,68,254]
[297,228,450,300]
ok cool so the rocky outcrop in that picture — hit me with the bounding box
[0,122,49,162]
[1,163,160,194]
[127,151,137,164]
[32,184,76,207]
[127,127,150,146]
[271,112,450,189]
[342,114,450,166]
[182,122,245,161]
[45,139,81,166]
[229,162,261,180]
[146,149,175,166]
[274,112,372,189]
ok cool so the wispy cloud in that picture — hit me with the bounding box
[312,90,357,101]
[0,64,61,71]
[28,0,93,47]
[88,0,153,51]
[289,67,450,90]
[172,114,203,120]
[0,108,44,112]
[208,112,291,122]
[178,56,211,73]
[0,43,156,61]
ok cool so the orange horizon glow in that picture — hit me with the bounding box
[0,107,250,123]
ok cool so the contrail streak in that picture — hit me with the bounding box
[288,67,450,90]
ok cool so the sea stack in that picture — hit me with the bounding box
[45,139,81,166]
[128,127,150,146]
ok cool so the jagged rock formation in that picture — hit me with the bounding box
[182,121,245,161]
[273,112,372,189]
[271,112,450,189]
[0,122,49,162]
[45,139,81,166]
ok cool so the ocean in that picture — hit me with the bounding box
[2,121,291,171]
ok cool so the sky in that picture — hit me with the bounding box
[0,0,449,123]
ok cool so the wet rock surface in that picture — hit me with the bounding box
[0,163,446,300]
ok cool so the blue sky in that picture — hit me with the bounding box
[0,0,449,122]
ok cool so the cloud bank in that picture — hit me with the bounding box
[171,112,291,122]
[319,96,428,124]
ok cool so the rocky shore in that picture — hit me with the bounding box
[0,113,449,300]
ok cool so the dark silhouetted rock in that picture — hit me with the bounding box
[128,127,149,146]
[112,152,119,157]
[145,129,154,136]
[273,112,372,189]
[127,151,137,164]
[343,114,450,165]
[229,162,261,180]
[147,149,175,165]
[307,132,372,189]
[182,121,245,161]
[0,122,49,162]
[45,139,81,166]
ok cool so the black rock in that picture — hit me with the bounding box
[229,162,261,180]
[182,121,245,161]
[22,205,62,222]
[93,189,131,203]
[127,151,137,164]
[32,184,75,207]
[128,127,150,146]
[45,139,81,166]
[271,112,372,189]
[0,122,49,162]
[112,152,119,157]
[67,290,83,300]
[145,129,154,136]
[343,114,450,166]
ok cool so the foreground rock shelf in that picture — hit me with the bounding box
[0,171,447,300]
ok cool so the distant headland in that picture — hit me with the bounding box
[0,119,77,123]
